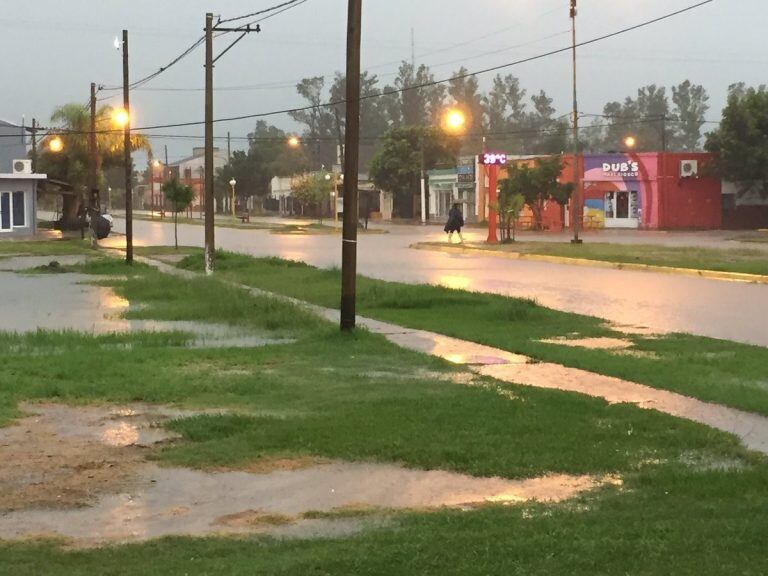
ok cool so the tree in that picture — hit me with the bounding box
[369,126,461,219]
[291,171,337,222]
[161,179,194,249]
[447,67,485,135]
[527,90,568,155]
[494,182,525,243]
[392,62,446,127]
[601,85,673,151]
[36,103,150,228]
[288,77,336,168]
[706,85,768,197]
[671,80,710,151]
[499,156,570,230]
[484,74,528,151]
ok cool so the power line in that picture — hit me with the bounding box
[27,1,715,136]
[216,0,309,25]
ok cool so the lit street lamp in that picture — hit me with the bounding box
[421,108,469,224]
[287,136,301,149]
[48,136,64,153]
[112,107,130,129]
[623,135,637,150]
[229,177,237,217]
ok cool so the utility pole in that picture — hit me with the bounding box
[88,82,99,247]
[340,0,362,331]
[89,82,98,209]
[204,12,215,275]
[227,131,231,161]
[569,0,583,244]
[30,119,37,173]
[122,29,133,264]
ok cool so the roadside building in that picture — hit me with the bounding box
[168,147,228,213]
[474,151,739,231]
[0,120,44,237]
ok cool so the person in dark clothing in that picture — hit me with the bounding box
[444,203,465,243]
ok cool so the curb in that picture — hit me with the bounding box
[411,243,768,285]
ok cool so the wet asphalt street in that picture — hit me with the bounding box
[107,218,768,347]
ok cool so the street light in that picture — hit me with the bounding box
[287,136,301,148]
[112,107,130,129]
[623,135,637,150]
[229,177,237,217]
[442,108,467,135]
[48,136,64,153]
[421,107,471,224]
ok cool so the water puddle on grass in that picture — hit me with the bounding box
[538,336,634,350]
[0,403,611,548]
[0,263,291,348]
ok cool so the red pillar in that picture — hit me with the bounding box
[486,165,499,243]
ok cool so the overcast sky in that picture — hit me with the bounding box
[4,0,766,161]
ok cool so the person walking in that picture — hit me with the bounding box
[444,203,465,244]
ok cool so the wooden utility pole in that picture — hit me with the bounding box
[122,30,134,263]
[30,119,37,172]
[89,82,99,209]
[570,0,583,244]
[204,12,215,275]
[340,0,362,331]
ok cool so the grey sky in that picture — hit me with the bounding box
[4,0,765,162]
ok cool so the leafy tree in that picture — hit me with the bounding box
[671,80,710,151]
[161,178,194,249]
[706,85,768,196]
[369,126,460,219]
[601,85,673,151]
[494,183,526,243]
[484,74,527,150]
[393,62,446,126]
[36,103,150,227]
[291,171,337,223]
[527,90,568,155]
[499,156,570,230]
[447,67,485,135]
[288,77,336,168]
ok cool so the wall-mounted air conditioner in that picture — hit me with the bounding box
[12,159,32,175]
[680,160,698,178]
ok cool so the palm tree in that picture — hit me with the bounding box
[38,103,151,227]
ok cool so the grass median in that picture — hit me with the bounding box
[177,251,768,416]
[415,240,768,276]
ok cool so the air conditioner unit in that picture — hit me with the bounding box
[680,160,698,178]
[12,159,32,175]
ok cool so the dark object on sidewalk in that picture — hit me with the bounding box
[239,213,250,224]
[92,213,113,240]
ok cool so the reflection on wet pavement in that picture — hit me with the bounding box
[0,404,609,547]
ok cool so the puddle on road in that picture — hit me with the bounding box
[0,403,610,548]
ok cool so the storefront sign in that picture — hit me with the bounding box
[480,152,507,166]
[602,161,639,178]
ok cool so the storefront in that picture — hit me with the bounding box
[0,174,44,237]
[582,154,659,229]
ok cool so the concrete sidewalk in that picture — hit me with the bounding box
[138,253,768,457]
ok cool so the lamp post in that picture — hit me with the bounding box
[623,136,637,151]
[229,178,237,217]
[420,108,468,224]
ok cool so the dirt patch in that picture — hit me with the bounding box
[0,403,191,512]
[226,455,330,474]
[0,403,612,548]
